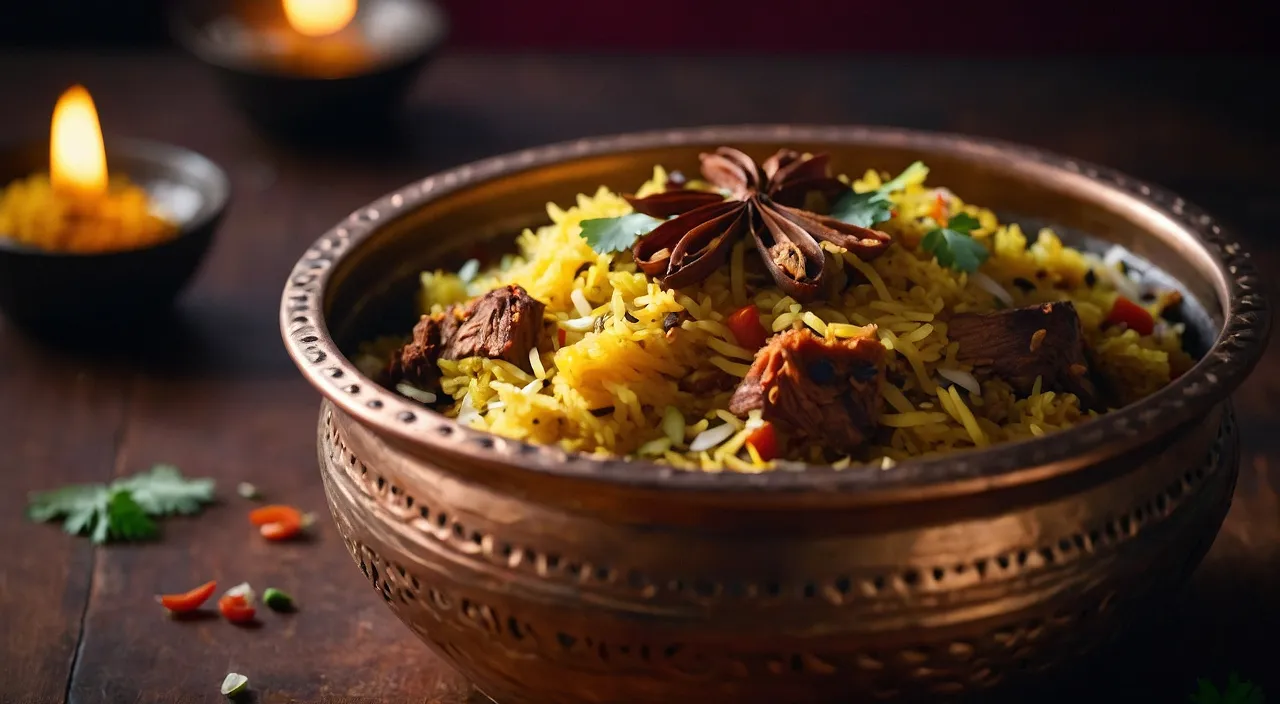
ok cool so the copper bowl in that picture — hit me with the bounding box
[280,126,1270,703]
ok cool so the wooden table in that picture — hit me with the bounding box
[0,53,1276,704]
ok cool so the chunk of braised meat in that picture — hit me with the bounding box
[949,300,1098,408]
[442,284,546,371]
[387,284,546,389]
[728,327,886,455]
[386,312,448,389]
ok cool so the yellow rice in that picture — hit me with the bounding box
[366,164,1194,472]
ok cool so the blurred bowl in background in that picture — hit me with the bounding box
[169,0,448,142]
[0,138,229,335]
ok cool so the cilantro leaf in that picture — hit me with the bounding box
[922,223,989,273]
[829,191,892,229]
[878,160,929,194]
[830,161,929,228]
[27,464,215,544]
[28,483,111,539]
[104,490,157,542]
[112,464,215,516]
[580,213,663,254]
[945,212,981,234]
[1191,674,1265,704]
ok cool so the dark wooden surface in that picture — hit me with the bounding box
[0,53,1276,704]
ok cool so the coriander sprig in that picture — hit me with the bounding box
[580,212,664,255]
[1190,673,1265,704]
[28,464,215,544]
[830,161,928,228]
[921,212,989,273]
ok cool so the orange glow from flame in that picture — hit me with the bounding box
[50,85,107,198]
[283,0,358,37]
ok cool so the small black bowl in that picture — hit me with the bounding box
[0,138,229,334]
[170,0,448,142]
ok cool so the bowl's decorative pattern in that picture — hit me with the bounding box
[322,410,1229,611]
[321,403,1237,703]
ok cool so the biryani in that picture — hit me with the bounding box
[358,147,1194,472]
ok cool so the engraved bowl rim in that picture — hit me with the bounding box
[280,124,1270,501]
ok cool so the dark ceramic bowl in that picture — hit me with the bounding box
[0,137,229,332]
[282,125,1270,704]
[170,0,448,141]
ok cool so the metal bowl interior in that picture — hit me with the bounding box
[0,137,230,330]
[281,125,1269,501]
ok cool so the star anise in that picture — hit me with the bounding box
[625,148,892,301]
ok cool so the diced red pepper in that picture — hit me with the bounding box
[260,518,302,541]
[249,505,300,526]
[930,193,948,225]
[557,328,567,347]
[744,422,778,462]
[1106,296,1155,336]
[218,594,256,624]
[157,580,217,613]
[727,304,769,350]
[249,504,304,541]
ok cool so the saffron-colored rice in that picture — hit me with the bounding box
[359,164,1195,471]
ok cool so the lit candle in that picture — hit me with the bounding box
[274,0,370,77]
[200,0,372,78]
[173,0,445,138]
[283,0,358,38]
[0,85,177,253]
[49,86,108,201]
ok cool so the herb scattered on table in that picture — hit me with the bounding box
[262,587,295,612]
[829,160,928,228]
[580,212,663,254]
[220,672,249,698]
[28,464,215,544]
[921,212,989,273]
[1190,673,1264,704]
[157,580,218,614]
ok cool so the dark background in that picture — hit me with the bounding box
[1,0,1277,52]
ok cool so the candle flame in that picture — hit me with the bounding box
[50,85,107,198]
[283,0,358,37]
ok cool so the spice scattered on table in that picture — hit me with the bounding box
[236,482,262,501]
[27,464,215,544]
[248,504,306,541]
[218,583,257,625]
[262,587,295,612]
[157,580,217,614]
[220,672,249,698]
